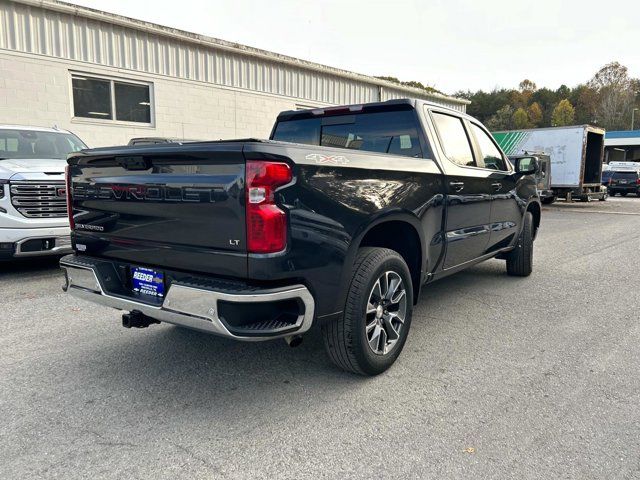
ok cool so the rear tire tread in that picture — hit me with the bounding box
[506,211,533,277]
[322,247,411,375]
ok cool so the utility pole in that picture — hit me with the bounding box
[632,108,639,130]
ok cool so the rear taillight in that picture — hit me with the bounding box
[245,161,292,253]
[65,165,75,230]
[636,178,640,185]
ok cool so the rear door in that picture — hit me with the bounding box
[428,109,492,269]
[467,122,521,252]
[69,143,247,277]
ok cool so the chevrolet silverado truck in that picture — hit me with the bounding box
[61,99,541,375]
[0,125,86,260]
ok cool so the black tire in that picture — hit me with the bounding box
[322,247,413,376]
[506,211,533,277]
[540,196,556,205]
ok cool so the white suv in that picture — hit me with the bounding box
[0,125,87,260]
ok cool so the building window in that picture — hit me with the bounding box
[71,74,152,124]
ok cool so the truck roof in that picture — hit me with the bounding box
[493,125,606,135]
[0,124,75,135]
[276,98,468,122]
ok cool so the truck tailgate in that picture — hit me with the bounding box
[68,144,247,277]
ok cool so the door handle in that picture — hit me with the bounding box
[449,181,465,192]
[491,182,502,191]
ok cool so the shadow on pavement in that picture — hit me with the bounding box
[74,260,510,409]
[0,256,62,277]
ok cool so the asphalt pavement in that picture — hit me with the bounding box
[1,197,639,479]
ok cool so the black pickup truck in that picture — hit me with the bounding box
[61,99,541,375]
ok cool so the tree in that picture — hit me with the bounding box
[530,87,560,126]
[556,84,571,100]
[570,84,599,125]
[513,107,531,128]
[527,102,543,126]
[451,61,639,130]
[486,105,514,131]
[587,62,637,130]
[588,61,631,90]
[456,88,514,123]
[513,79,537,108]
[519,79,537,94]
[552,99,575,126]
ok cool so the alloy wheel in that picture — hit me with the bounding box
[365,271,407,355]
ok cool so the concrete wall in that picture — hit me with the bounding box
[0,50,314,147]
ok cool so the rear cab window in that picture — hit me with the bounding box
[271,109,424,158]
[611,171,639,180]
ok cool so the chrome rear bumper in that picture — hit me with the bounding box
[60,255,315,341]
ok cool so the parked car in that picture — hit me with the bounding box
[608,170,640,197]
[61,99,541,375]
[601,169,614,186]
[0,125,86,260]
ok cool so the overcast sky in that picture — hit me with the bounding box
[72,0,639,95]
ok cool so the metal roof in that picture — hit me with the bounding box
[2,0,469,110]
[605,130,640,147]
[605,130,640,139]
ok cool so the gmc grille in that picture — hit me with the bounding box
[10,181,67,218]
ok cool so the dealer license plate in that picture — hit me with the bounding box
[131,266,165,298]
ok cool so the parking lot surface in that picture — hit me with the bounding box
[1,197,639,479]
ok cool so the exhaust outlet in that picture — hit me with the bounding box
[284,335,303,348]
[122,311,160,329]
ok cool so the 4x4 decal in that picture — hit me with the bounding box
[305,153,350,165]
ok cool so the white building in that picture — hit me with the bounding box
[0,0,468,148]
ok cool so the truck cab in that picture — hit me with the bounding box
[509,153,554,203]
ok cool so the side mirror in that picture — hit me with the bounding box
[514,156,539,175]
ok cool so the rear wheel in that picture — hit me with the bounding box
[322,247,413,376]
[506,212,533,277]
[541,196,556,205]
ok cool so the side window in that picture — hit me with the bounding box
[470,123,508,171]
[431,112,475,167]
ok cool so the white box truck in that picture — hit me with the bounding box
[493,125,606,203]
